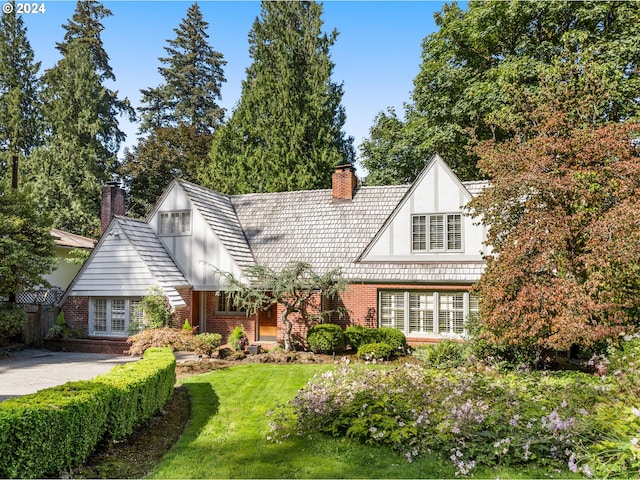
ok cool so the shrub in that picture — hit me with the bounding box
[345,326,407,357]
[357,342,394,361]
[307,324,345,354]
[194,333,222,357]
[182,319,192,331]
[46,311,81,339]
[129,286,172,333]
[126,327,199,355]
[0,305,26,345]
[227,326,248,351]
[0,348,174,478]
[413,340,467,368]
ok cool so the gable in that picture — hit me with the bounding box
[147,180,252,289]
[358,154,488,263]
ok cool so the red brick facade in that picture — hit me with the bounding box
[61,282,471,350]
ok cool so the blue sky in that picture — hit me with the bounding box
[20,1,449,167]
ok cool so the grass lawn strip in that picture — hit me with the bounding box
[150,363,579,479]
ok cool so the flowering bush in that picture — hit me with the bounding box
[268,360,612,476]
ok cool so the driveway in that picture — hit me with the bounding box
[0,348,139,402]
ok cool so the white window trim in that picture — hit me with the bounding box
[158,210,192,236]
[411,213,464,253]
[378,290,478,339]
[89,297,141,337]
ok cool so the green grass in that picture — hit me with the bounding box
[149,363,574,479]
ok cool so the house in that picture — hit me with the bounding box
[44,229,96,291]
[60,154,489,345]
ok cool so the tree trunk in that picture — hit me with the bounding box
[282,307,294,352]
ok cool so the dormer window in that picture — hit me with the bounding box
[159,210,191,235]
[412,213,462,252]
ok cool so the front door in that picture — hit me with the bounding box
[258,306,277,341]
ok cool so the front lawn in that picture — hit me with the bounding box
[149,363,584,479]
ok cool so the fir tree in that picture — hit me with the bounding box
[120,2,225,217]
[0,1,42,184]
[200,0,354,195]
[23,1,133,237]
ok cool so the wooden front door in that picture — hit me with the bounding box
[258,306,277,340]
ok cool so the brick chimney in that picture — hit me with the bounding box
[101,181,126,234]
[332,164,357,200]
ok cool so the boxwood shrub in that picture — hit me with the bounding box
[307,324,345,354]
[357,342,394,361]
[345,326,408,356]
[0,347,175,479]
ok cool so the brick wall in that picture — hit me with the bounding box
[61,296,89,337]
[172,287,193,328]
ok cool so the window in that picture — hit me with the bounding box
[216,291,244,314]
[412,214,463,252]
[379,290,478,337]
[380,291,405,330]
[159,210,191,235]
[90,298,142,336]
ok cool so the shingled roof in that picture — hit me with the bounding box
[230,181,486,283]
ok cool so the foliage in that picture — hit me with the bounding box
[0,304,26,345]
[21,1,133,237]
[0,185,55,300]
[361,1,640,185]
[131,285,172,332]
[181,319,191,331]
[120,3,225,217]
[412,341,468,368]
[269,360,610,476]
[356,342,394,361]
[227,325,248,352]
[0,347,175,479]
[217,262,348,352]
[306,323,344,354]
[468,65,640,354]
[126,327,203,356]
[0,1,42,182]
[200,0,354,195]
[344,325,407,356]
[194,333,222,357]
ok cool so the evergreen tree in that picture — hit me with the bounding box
[0,1,42,184]
[120,2,225,217]
[23,1,133,237]
[200,0,354,195]
[361,0,640,184]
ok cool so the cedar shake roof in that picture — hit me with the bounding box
[179,180,255,270]
[115,216,188,306]
[50,229,96,249]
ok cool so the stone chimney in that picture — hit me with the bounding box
[332,164,357,200]
[101,181,126,234]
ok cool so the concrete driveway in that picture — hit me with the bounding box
[0,349,139,402]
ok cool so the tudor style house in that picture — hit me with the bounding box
[60,154,489,345]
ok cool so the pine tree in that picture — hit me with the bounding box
[120,2,225,217]
[200,0,354,195]
[23,1,133,237]
[0,1,42,184]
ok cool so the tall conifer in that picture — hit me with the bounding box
[200,0,354,195]
[120,2,225,217]
[0,1,42,184]
[23,0,133,237]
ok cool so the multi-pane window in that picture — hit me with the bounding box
[412,214,463,252]
[380,291,405,330]
[380,290,478,337]
[159,210,191,235]
[90,298,141,336]
[217,291,243,314]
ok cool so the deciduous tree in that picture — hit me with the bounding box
[362,0,640,185]
[201,0,354,195]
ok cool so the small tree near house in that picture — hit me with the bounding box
[216,262,348,352]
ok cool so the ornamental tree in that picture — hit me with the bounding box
[217,262,348,352]
[469,61,640,354]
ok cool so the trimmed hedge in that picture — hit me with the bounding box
[307,324,345,354]
[357,342,394,361]
[345,326,408,356]
[0,347,175,478]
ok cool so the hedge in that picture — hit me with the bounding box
[345,326,408,355]
[307,324,345,354]
[0,347,175,478]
